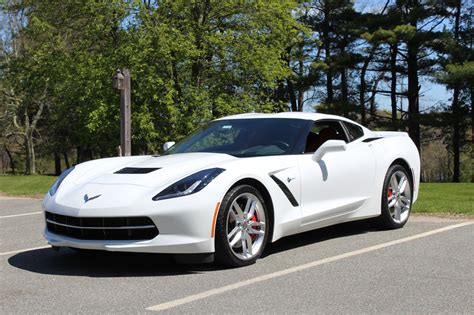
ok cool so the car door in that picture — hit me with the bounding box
[296,119,376,225]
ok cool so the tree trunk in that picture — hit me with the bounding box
[63,152,70,169]
[326,69,334,104]
[390,44,398,130]
[287,78,298,112]
[297,88,304,112]
[191,0,210,88]
[360,57,370,125]
[54,152,61,176]
[407,41,420,152]
[24,131,36,175]
[359,74,366,124]
[452,86,461,182]
[341,67,348,114]
[471,86,474,182]
[297,48,304,112]
[451,0,462,182]
[76,146,91,163]
[340,46,348,113]
[4,145,15,174]
[322,7,333,104]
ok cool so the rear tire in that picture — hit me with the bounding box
[371,164,412,229]
[215,185,270,267]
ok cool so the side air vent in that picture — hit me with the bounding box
[362,137,382,143]
[270,175,299,207]
[114,167,160,174]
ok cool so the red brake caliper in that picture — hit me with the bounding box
[250,214,258,241]
[388,188,393,198]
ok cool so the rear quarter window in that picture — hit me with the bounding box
[344,122,364,142]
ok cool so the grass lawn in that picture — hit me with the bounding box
[412,183,473,216]
[0,175,57,198]
[0,176,472,216]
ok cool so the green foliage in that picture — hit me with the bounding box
[438,62,474,86]
[1,0,302,159]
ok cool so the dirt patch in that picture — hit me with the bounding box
[411,213,474,221]
[0,192,43,200]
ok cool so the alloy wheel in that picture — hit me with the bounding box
[226,192,266,260]
[387,171,411,223]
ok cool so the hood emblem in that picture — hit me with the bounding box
[84,194,101,203]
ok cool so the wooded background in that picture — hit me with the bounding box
[0,0,472,182]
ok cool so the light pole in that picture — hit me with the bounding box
[113,69,131,156]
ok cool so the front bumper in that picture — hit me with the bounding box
[43,228,214,253]
[42,185,222,254]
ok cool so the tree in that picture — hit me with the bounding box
[1,0,303,168]
[395,0,453,152]
[436,0,473,182]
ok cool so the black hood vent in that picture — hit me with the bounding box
[114,167,160,174]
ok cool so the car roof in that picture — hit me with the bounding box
[217,112,352,123]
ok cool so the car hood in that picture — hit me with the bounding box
[71,152,236,188]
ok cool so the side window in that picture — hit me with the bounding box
[304,120,348,153]
[343,122,364,142]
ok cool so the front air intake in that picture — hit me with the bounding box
[45,212,159,240]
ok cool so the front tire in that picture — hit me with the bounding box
[372,164,413,229]
[215,185,270,267]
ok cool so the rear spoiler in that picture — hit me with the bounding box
[373,131,409,138]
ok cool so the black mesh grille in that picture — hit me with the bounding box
[45,211,159,240]
[114,167,160,174]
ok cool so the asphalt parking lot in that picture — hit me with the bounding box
[0,197,473,314]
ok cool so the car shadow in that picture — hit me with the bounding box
[8,220,376,277]
[262,219,374,258]
[8,248,221,277]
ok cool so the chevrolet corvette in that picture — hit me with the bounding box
[43,112,420,266]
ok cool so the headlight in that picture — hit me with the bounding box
[48,166,75,196]
[153,168,225,201]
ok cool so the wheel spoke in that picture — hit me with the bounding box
[247,201,257,218]
[399,177,408,194]
[245,232,253,256]
[394,203,401,221]
[241,237,247,256]
[390,175,399,191]
[232,202,245,220]
[227,226,239,240]
[248,227,264,235]
[243,198,252,214]
[400,196,411,208]
[229,210,238,222]
[229,230,242,247]
[388,198,397,208]
[249,221,265,228]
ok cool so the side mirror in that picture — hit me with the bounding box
[311,140,346,162]
[163,141,175,151]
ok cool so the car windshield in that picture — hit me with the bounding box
[166,118,312,157]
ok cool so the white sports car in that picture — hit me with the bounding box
[43,112,420,266]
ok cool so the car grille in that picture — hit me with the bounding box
[45,211,159,240]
